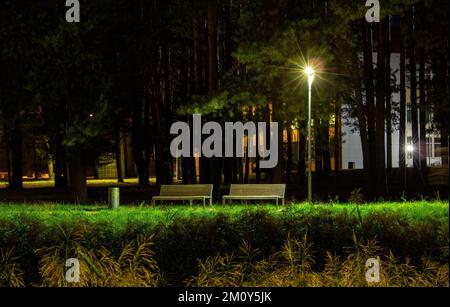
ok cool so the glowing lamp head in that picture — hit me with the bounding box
[406,145,414,153]
[304,66,315,76]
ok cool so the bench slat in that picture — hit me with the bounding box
[223,184,286,205]
[229,184,285,197]
[159,184,213,197]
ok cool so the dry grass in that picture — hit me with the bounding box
[186,233,449,287]
[1,229,447,287]
[35,226,161,287]
[0,248,25,287]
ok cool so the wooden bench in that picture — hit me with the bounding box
[222,184,286,205]
[151,184,213,206]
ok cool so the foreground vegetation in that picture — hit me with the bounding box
[0,201,447,227]
[0,202,448,286]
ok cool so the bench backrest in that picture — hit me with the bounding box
[159,184,213,197]
[229,184,286,197]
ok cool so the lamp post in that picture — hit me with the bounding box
[305,67,315,202]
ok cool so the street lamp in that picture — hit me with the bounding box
[305,66,315,202]
[406,144,414,153]
[406,144,414,168]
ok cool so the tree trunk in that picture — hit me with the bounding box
[131,50,150,186]
[270,113,285,183]
[354,70,370,175]
[187,118,197,183]
[208,0,218,92]
[399,17,406,189]
[286,129,293,183]
[115,126,124,183]
[333,99,341,178]
[224,0,232,72]
[362,21,377,198]
[9,125,23,190]
[322,120,332,177]
[433,53,449,167]
[409,17,420,174]
[3,124,12,187]
[385,17,392,188]
[69,145,87,204]
[244,142,250,183]
[418,47,427,176]
[298,128,306,186]
[375,19,387,195]
[314,119,323,178]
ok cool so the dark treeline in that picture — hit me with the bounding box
[0,0,448,202]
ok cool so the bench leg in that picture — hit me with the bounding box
[189,200,193,206]
[275,198,278,206]
[282,198,285,206]
[202,198,206,207]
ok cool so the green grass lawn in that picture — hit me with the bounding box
[0,201,447,230]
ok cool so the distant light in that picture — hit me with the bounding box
[89,113,94,118]
[406,145,414,152]
[304,66,315,76]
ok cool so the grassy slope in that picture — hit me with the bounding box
[0,201,447,230]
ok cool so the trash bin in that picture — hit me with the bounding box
[108,187,120,209]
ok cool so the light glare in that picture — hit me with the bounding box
[304,66,315,76]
